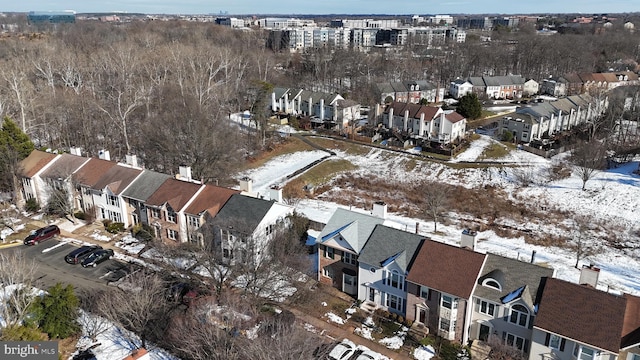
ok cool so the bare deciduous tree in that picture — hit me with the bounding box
[569,140,607,191]
[96,271,169,349]
[0,252,39,328]
[570,215,599,269]
[418,181,451,232]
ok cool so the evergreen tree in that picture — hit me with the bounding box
[0,117,34,196]
[456,93,483,120]
[31,283,80,339]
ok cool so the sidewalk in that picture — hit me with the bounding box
[290,308,414,360]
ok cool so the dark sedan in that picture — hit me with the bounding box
[81,249,114,268]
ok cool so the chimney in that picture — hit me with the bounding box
[579,264,600,288]
[178,165,192,181]
[372,201,387,219]
[460,229,477,250]
[69,147,82,156]
[239,177,253,193]
[125,154,139,168]
[268,185,283,203]
[98,149,111,161]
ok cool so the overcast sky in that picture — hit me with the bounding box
[4,0,638,15]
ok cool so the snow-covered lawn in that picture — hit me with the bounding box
[245,136,640,296]
[378,326,408,350]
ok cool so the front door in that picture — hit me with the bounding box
[369,288,375,302]
[479,324,491,341]
[416,306,428,325]
[342,273,357,295]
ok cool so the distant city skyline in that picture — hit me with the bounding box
[5,0,639,15]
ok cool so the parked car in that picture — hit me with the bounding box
[65,245,102,264]
[329,339,356,360]
[355,349,383,360]
[23,225,60,245]
[81,249,114,267]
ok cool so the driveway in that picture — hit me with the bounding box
[1,239,137,292]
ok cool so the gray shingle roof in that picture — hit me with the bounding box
[358,225,424,273]
[474,253,554,306]
[212,194,275,235]
[317,208,384,254]
[121,170,171,202]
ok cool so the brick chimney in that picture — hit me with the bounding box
[579,264,600,288]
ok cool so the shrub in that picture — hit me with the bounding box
[102,219,112,227]
[106,222,125,234]
[73,211,86,220]
[0,325,48,341]
[25,198,40,212]
[30,283,80,339]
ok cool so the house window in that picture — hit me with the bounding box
[166,210,177,223]
[266,224,275,235]
[223,248,233,259]
[573,345,595,360]
[187,216,200,228]
[167,229,178,241]
[441,295,457,309]
[505,333,526,352]
[385,293,404,312]
[508,304,529,327]
[420,286,430,300]
[150,208,160,219]
[107,194,119,207]
[439,318,451,332]
[323,246,334,259]
[382,270,404,290]
[477,299,496,316]
[342,252,357,265]
[549,334,562,350]
[322,267,333,278]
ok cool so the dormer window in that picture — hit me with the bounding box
[483,279,501,290]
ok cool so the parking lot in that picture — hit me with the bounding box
[1,239,138,292]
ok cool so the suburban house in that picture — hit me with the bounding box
[182,184,239,247]
[270,87,350,125]
[467,75,526,99]
[541,76,569,97]
[38,153,91,215]
[120,170,172,226]
[90,164,142,227]
[18,150,60,207]
[529,276,628,360]
[209,193,293,265]
[500,94,603,143]
[406,238,486,343]
[470,253,554,353]
[382,102,467,144]
[316,204,388,295]
[72,157,117,217]
[377,80,443,104]
[523,79,540,97]
[449,79,474,99]
[357,224,425,316]
[144,177,204,243]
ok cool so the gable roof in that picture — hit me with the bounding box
[358,225,424,273]
[73,158,117,187]
[384,102,441,121]
[534,277,626,353]
[120,170,172,202]
[445,111,465,123]
[317,208,384,254]
[474,253,554,308]
[39,153,89,179]
[621,294,640,349]
[92,165,142,195]
[19,150,58,178]
[211,194,276,235]
[184,184,239,218]
[407,240,486,299]
[145,178,203,211]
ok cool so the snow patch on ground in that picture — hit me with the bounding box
[414,345,436,360]
[325,312,347,325]
[378,326,408,350]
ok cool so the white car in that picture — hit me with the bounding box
[329,339,356,360]
[355,349,383,360]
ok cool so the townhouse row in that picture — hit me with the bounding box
[19,149,293,262]
[313,204,640,360]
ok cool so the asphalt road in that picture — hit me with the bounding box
[2,239,138,292]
